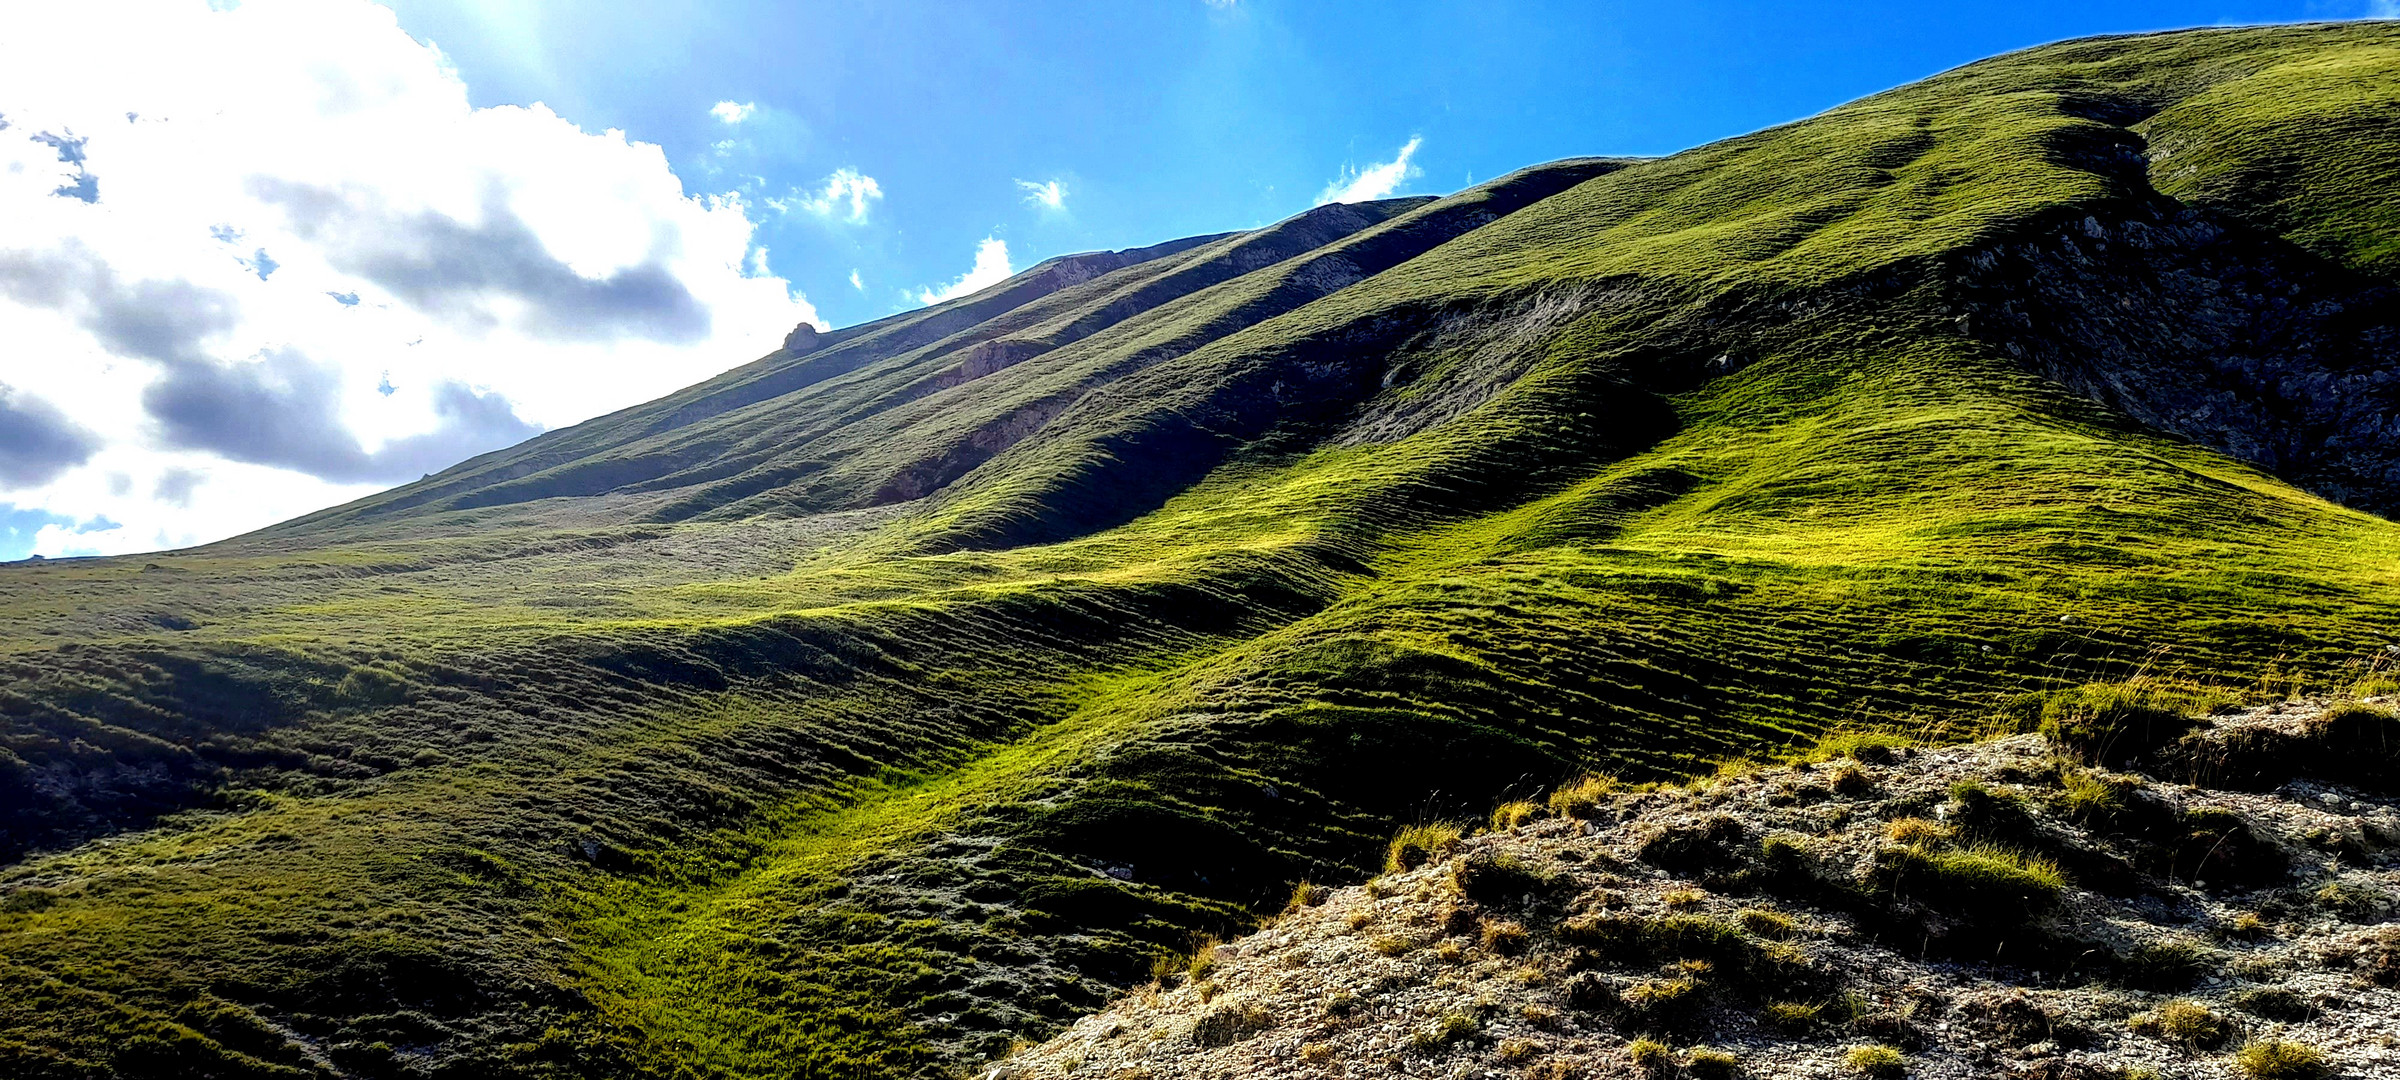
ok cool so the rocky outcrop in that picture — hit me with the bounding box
[1952,199,2400,519]
[998,697,2400,1080]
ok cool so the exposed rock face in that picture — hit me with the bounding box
[783,321,823,354]
[998,699,2400,1080]
[1954,203,2400,518]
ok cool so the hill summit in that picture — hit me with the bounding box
[2,22,2399,1080]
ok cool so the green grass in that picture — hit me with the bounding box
[1868,843,2067,926]
[2235,1040,2335,1080]
[3,21,2400,1080]
[2143,35,2400,279]
[1844,1043,1908,1079]
[1384,823,1465,874]
[2038,680,2224,765]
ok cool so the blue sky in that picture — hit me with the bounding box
[390,0,2391,328]
[0,0,2389,561]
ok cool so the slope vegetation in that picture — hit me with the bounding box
[1,22,2398,1080]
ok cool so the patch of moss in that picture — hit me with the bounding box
[2338,926,2400,987]
[1639,815,1749,878]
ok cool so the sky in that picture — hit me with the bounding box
[0,0,2390,560]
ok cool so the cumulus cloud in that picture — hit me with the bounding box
[785,168,883,224]
[142,348,539,484]
[0,0,817,556]
[0,383,99,488]
[709,100,756,124]
[916,238,1013,307]
[249,178,711,343]
[1317,136,1424,205]
[0,242,239,365]
[1017,179,1067,210]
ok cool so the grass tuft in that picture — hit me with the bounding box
[1489,799,1545,831]
[1736,908,1798,939]
[1453,849,1560,905]
[1626,1036,1675,1076]
[2038,681,2221,766]
[1883,817,1953,847]
[1843,1043,1907,1079]
[1685,1046,1741,1079]
[2128,999,2229,1049]
[1546,775,1624,820]
[1867,842,2065,926]
[1386,823,1465,874]
[2113,938,2215,992]
[2234,1040,2333,1080]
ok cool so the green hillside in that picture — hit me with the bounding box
[4,22,2399,1080]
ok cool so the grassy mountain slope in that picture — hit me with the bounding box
[2,22,2398,1080]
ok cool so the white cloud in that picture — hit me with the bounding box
[849,268,864,291]
[916,238,1012,306]
[780,167,883,224]
[709,100,756,124]
[0,0,816,558]
[2372,0,2400,17]
[1317,136,1424,205]
[1017,178,1067,210]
